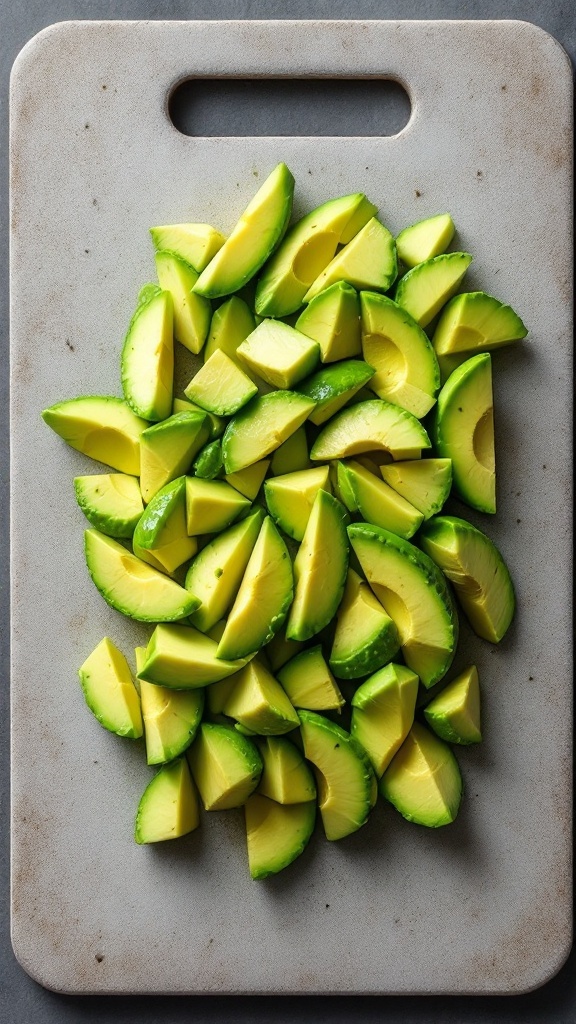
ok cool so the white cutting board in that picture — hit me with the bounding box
[10,20,573,994]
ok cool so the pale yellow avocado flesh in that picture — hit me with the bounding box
[432,291,528,356]
[188,723,262,810]
[395,213,455,268]
[150,222,226,272]
[424,665,482,744]
[155,250,211,354]
[139,411,210,504]
[264,465,331,541]
[344,459,424,539]
[42,397,148,476]
[135,647,204,765]
[245,794,316,878]
[380,458,452,519]
[78,637,143,738]
[295,281,361,362]
[185,477,251,535]
[138,623,250,688]
[304,218,397,302]
[222,659,300,734]
[134,756,200,843]
[277,646,344,710]
[351,662,418,777]
[225,459,270,500]
[186,510,263,632]
[133,477,198,575]
[395,252,472,328]
[203,295,256,365]
[310,400,430,462]
[121,290,174,422]
[184,348,258,416]
[73,473,144,538]
[329,568,400,680]
[222,392,316,474]
[237,320,320,389]
[256,736,316,804]
[380,722,463,827]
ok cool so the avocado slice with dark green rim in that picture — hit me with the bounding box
[432,291,527,356]
[329,568,400,680]
[74,473,144,538]
[42,396,149,476]
[188,722,262,810]
[278,645,345,710]
[380,722,463,827]
[121,287,173,421]
[395,252,472,328]
[350,662,418,776]
[286,490,349,642]
[424,664,482,744]
[134,756,200,844]
[78,637,143,738]
[245,794,316,879]
[395,213,455,268]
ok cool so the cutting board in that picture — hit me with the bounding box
[10,20,572,994]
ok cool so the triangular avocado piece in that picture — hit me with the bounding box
[150,222,226,272]
[245,794,316,878]
[264,465,331,541]
[222,659,300,735]
[304,217,397,302]
[134,756,200,843]
[350,662,418,776]
[296,281,361,362]
[138,623,251,688]
[132,476,197,574]
[395,213,455,268]
[42,396,148,476]
[188,723,262,810]
[222,391,315,475]
[344,459,424,539]
[256,736,316,804]
[139,411,210,503]
[432,290,528,355]
[277,645,344,710]
[380,722,463,827]
[78,637,142,738]
[155,250,211,353]
[395,252,472,328]
[225,459,270,500]
[185,510,264,632]
[135,646,204,765]
[185,348,258,416]
[185,477,251,535]
[424,664,482,744]
[329,568,400,680]
[380,458,452,519]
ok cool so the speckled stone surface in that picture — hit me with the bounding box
[10,19,572,996]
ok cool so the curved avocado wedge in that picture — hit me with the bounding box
[380,722,463,827]
[277,645,345,710]
[395,252,472,328]
[295,281,361,362]
[298,711,374,841]
[193,438,224,480]
[395,213,455,268]
[74,473,144,538]
[256,736,316,804]
[78,637,142,738]
[424,664,482,744]
[133,476,197,575]
[433,353,495,513]
[380,458,452,520]
[348,523,458,688]
[255,192,377,317]
[418,515,515,643]
[155,250,211,354]
[361,292,440,418]
[351,662,419,777]
[84,530,199,622]
[188,722,262,810]
[304,218,397,302]
[222,391,316,474]
[193,163,295,298]
[245,794,316,879]
[121,287,173,421]
[138,623,251,689]
[42,396,149,476]
[150,222,226,272]
[342,459,424,539]
[134,756,200,844]
[222,658,300,735]
[296,359,376,426]
[186,510,264,633]
[310,400,430,463]
[432,291,528,356]
[264,465,331,542]
[329,569,400,680]
[139,411,210,504]
[136,652,204,766]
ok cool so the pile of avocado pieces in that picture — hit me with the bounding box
[43,162,525,880]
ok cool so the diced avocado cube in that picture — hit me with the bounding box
[185,348,258,416]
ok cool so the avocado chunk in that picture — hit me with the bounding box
[380,722,463,827]
[348,523,458,688]
[433,353,495,513]
[264,465,331,541]
[222,658,300,735]
[132,476,197,574]
[237,320,320,389]
[329,568,400,680]
[361,291,440,418]
[310,399,431,462]
[225,459,270,500]
[395,213,455,268]
[186,510,264,632]
[380,458,452,520]
[172,397,225,440]
[304,217,397,302]
[395,252,472,328]
[424,664,482,744]
[432,291,528,356]
[269,425,311,476]
[73,473,144,538]
[256,736,317,804]
[139,411,210,504]
[205,668,242,716]
[295,281,361,362]
[216,516,294,660]
[419,514,515,643]
[134,756,200,843]
[188,722,262,810]
[255,192,377,317]
[245,794,316,879]
[340,459,424,539]
[138,623,250,689]
[185,349,258,416]
[222,391,316,474]
[278,646,344,710]
[296,360,376,426]
[203,295,256,366]
[192,438,224,480]
[42,396,148,476]
[78,636,142,738]
[121,287,173,422]
[193,163,295,298]
[155,250,211,354]
[150,222,225,272]
[185,477,251,535]
[298,711,374,841]
[135,646,204,765]
[286,490,349,642]
[350,662,418,776]
[84,529,199,622]
[264,630,305,674]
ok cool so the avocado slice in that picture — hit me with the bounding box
[256,736,317,804]
[395,213,455,268]
[134,756,200,843]
[193,163,295,298]
[121,287,174,421]
[78,636,142,738]
[188,722,262,810]
[84,530,199,622]
[361,291,440,418]
[185,477,251,535]
[42,396,149,476]
[184,349,258,416]
[419,514,515,643]
[255,192,377,317]
[138,623,250,689]
[296,360,376,426]
[329,568,400,680]
[203,295,256,366]
[139,411,210,504]
[380,722,463,827]
[350,662,418,776]
[395,252,472,328]
[310,399,431,462]
[135,646,204,765]
[433,353,495,513]
[341,459,424,539]
[237,320,320,389]
[380,458,452,520]
[424,664,482,744]
[304,217,397,302]
[216,516,294,660]
[132,476,197,574]
[186,510,264,632]
[278,646,345,711]
[269,425,311,476]
[172,397,225,440]
[432,291,528,356]
[155,250,211,354]
[348,523,458,688]
[222,658,300,735]
[264,465,331,542]
[192,438,224,480]
[150,222,225,272]
[298,711,374,841]
[74,473,144,538]
[245,794,316,879]
[286,490,349,642]
[222,391,316,474]
[295,281,361,362]
[264,630,305,674]
[225,459,270,500]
